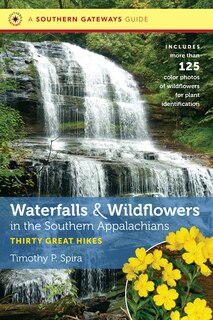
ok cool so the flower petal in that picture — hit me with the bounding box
[153,295,164,306]
[135,248,146,260]
[164,299,175,310]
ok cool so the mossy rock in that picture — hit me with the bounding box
[27,63,39,78]
[60,121,85,131]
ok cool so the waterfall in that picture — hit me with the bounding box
[0,41,213,303]
[78,269,116,297]
[25,41,149,141]
[27,43,62,140]
[62,43,148,140]
[0,269,69,304]
[35,154,106,197]
[23,41,212,198]
[124,165,213,197]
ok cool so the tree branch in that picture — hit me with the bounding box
[70,0,81,7]
[58,0,64,8]
[121,307,130,319]
[4,0,10,9]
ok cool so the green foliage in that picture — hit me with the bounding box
[39,270,80,320]
[174,126,213,152]
[0,104,24,142]
[0,104,34,195]
[80,0,117,8]
[26,63,38,78]
[0,0,117,9]
[115,0,213,8]
[194,0,213,8]
[40,270,78,307]
[199,108,213,124]
[1,0,61,9]
[87,33,144,68]
[0,65,17,93]
[0,32,87,49]
[115,0,134,8]
[60,121,85,131]
[0,0,212,9]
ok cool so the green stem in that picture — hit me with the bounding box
[181,267,200,312]
[162,313,167,320]
[150,298,160,319]
[163,306,170,320]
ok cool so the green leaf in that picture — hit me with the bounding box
[132,288,140,304]
[190,281,202,291]
[175,260,192,280]
[128,300,138,316]
[140,311,155,320]
[137,297,149,310]
[187,293,206,303]
[176,281,187,307]
[143,307,156,315]
[163,254,177,265]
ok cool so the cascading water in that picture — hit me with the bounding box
[0,269,70,304]
[0,41,213,303]
[78,269,116,297]
[121,163,213,197]
[62,43,148,140]
[26,43,62,140]
[35,154,106,197]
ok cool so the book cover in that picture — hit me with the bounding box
[0,1,212,319]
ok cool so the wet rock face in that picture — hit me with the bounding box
[0,42,43,133]
[0,41,86,136]
[1,41,151,140]
[83,297,110,313]
[1,42,39,101]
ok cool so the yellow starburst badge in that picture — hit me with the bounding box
[8,12,22,26]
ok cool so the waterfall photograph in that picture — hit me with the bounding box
[0,2,212,319]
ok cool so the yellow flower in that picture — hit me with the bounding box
[166,231,184,251]
[123,247,153,280]
[153,284,179,310]
[166,227,205,252]
[129,248,153,272]
[199,263,212,277]
[203,237,213,264]
[151,249,168,270]
[171,311,181,320]
[166,228,188,251]
[176,228,190,247]
[184,298,212,320]
[162,262,181,287]
[134,274,155,297]
[183,240,206,266]
[189,226,205,243]
[122,262,138,281]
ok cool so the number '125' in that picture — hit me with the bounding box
[179,62,199,71]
